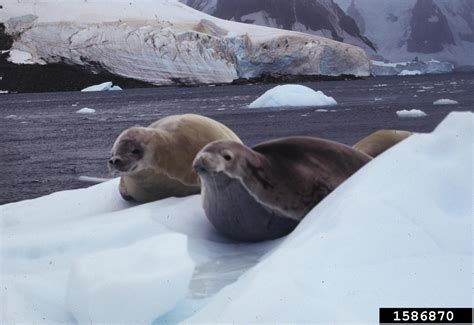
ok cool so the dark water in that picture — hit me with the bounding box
[1,73,473,204]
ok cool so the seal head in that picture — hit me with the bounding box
[108,127,156,175]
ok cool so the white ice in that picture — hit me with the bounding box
[433,99,459,105]
[1,112,472,323]
[81,82,122,92]
[248,84,337,108]
[396,109,427,118]
[7,49,35,65]
[67,234,194,324]
[398,70,421,76]
[76,108,96,114]
[77,176,111,184]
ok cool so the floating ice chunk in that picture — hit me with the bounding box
[77,176,111,183]
[396,109,427,118]
[433,99,459,105]
[67,234,195,324]
[398,70,421,76]
[7,49,35,64]
[248,85,337,108]
[76,107,96,114]
[81,82,122,92]
[0,90,9,94]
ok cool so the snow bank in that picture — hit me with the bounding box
[248,85,337,108]
[396,109,427,118]
[398,69,421,76]
[186,111,473,323]
[0,179,276,323]
[76,107,95,114]
[81,82,122,92]
[433,99,459,105]
[1,112,471,323]
[67,234,194,324]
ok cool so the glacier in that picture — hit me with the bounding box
[372,59,454,76]
[1,111,472,323]
[0,0,370,86]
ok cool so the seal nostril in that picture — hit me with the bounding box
[109,158,122,166]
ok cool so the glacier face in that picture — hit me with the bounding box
[335,0,474,68]
[1,0,370,86]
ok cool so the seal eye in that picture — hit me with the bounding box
[131,149,141,155]
[223,154,232,161]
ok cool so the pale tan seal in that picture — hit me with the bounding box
[109,114,242,203]
[193,137,372,241]
[353,130,413,158]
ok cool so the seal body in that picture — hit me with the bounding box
[193,137,372,241]
[353,130,413,158]
[109,114,241,203]
[199,171,298,241]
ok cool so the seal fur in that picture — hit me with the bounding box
[109,114,242,203]
[193,137,372,241]
[353,129,413,158]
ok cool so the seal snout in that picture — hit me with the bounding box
[193,152,219,174]
[108,155,130,174]
[108,157,123,167]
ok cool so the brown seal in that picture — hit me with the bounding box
[353,130,413,158]
[109,114,242,203]
[193,137,372,241]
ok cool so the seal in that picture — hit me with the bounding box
[193,137,372,241]
[353,130,413,158]
[109,114,242,203]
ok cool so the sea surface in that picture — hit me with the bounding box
[1,73,473,204]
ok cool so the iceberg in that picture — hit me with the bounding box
[396,109,427,118]
[433,99,459,105]
[248,84,337,108]
[81,82,122,92]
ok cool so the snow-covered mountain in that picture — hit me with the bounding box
[0,0,370,87]
[181,0,377,54]
[335,0,474,68]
